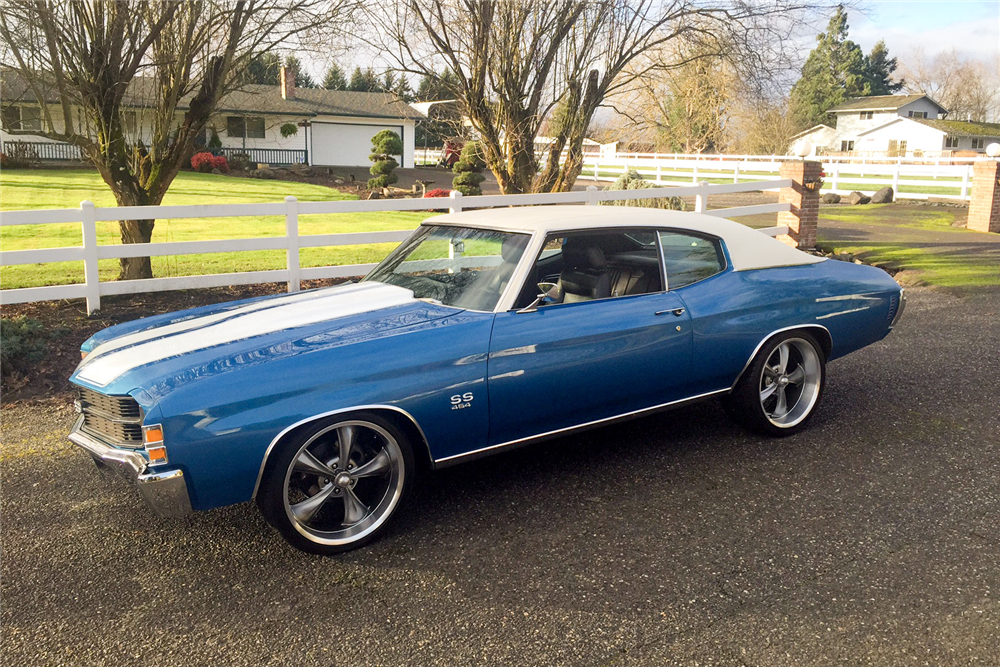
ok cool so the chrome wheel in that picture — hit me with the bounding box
[282,420,405,546]
[758,337,822,428]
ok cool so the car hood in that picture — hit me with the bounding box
[71,282,454,398]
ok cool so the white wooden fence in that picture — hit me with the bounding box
[0,181,791,314]
[581,153,980,201]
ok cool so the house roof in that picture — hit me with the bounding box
[828,94,947,113]
[856,116,1000,138]
[912,118,1000,138]
[790,124,835,141]
[0,69,420,120]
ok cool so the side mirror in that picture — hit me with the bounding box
[516,282,561,313]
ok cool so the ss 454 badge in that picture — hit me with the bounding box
[450,392,473,410]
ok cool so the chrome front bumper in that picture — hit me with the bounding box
[69,417,193,518]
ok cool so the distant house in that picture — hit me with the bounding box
[1,68,422,168]
[789,94,1000,158]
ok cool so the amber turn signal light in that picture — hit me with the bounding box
[143,425,164,444]
[146,445,168,464]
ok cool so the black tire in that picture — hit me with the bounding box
[256,412,415,555]
[723,331,826,437]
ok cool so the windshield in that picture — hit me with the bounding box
[365,225,530,311]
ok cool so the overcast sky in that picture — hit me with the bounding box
[844,0,999,60]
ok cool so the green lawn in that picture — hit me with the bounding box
[1,170,428,289]
[816,205,1000,290]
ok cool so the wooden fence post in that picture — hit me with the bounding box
[449,190,464,214]
[733,162,740,184]
[961,166,971,199]
[80,200,100,314]
[694,181,709,213]
[892,162,900,195]
[586,185,599,206]
[285,195,300,292]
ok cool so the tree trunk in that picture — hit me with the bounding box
[118,219,155,280]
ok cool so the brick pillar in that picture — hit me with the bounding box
[776,160,822,249]
[967,161,1000,234]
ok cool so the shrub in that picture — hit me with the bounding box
[451,140,486,196]
[0,316,66,378]
[602,168,685,211]
[208,130,223,150]
[1,142,39,169]
[280,122,299,138]
[423,188,451,198]
[191,151,230,173]
[228,152,252,171]
[368,130,403,189]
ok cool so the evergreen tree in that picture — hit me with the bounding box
[864,40,904,96]
[284,56,316,88]
[323,64,348,90]
[416,69,460,101]
[245,52,282,85]
[348,67,381,92]
[789,7,905,129]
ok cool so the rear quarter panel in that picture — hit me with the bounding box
[674,260,900,392]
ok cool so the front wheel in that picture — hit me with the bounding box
[723,332,826,437]
[256,413,414,555]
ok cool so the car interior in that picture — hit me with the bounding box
[513,228,727,309]
[514,230,664,308]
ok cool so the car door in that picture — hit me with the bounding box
[486,229,694,446]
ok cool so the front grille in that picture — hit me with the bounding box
[75,386,143,448]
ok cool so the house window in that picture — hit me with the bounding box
[1,105,41,131]
[840,140,855,151]
[226,116,266,139]
[908,111,927,119]
[945,137,959,149]
[123,111,137,134]
[859,111,874,120]
[971,138,985,149]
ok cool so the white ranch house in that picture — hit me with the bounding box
[1,68,420,168]
[791,94,1000,158]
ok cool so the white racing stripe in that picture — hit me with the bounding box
[77,283,415,387]
[85,282,379,363]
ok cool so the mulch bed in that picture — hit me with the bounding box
[0,278,352,405]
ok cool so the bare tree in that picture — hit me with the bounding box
[0,0,354,280]
[897,48,1000,123]
[370,0,821,194]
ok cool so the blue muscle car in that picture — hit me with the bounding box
[69,206,904,554]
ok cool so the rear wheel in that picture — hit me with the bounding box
[724,332,826,436]
[257,413,414,555]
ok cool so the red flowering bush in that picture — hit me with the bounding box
[191,152,229,174]
[423,188,452,198]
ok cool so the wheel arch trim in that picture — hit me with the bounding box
[251,404,432,500]
[730,324,832,390]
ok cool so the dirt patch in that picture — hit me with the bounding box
[0,278,354,405]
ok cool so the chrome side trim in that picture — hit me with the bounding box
[433,388,730,466]
[251,404,433,499]
[729,324,833,389]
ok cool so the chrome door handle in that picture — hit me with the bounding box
[655,308,685,317]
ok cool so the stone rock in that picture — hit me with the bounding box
[821,192,841,204]
[333,178,345,184]
[290,163,314,176]
[250,168,276,179]
[871,186,894,204]
[847,191,870,205]
[211,168,222,175]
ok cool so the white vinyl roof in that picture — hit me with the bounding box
[426,206,825,272]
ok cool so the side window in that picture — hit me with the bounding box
[514,229,663,308]
[658,231,725,289]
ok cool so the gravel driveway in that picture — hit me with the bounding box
[2,287,999,666]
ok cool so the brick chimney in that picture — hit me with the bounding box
[280,66,296,100]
